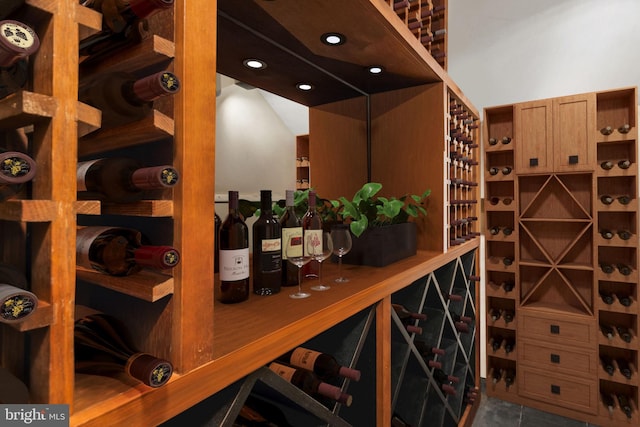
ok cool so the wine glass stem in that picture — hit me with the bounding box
[338,256,343,279]
[317,260,323,283]
[297,267,303,294]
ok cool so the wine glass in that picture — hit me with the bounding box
[309,232,333,291]
[285,235,312,299]
[331,225,352,283]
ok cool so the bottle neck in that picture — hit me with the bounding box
[133,246,180,269]
[123,71,180,105]
[130,165,179,190]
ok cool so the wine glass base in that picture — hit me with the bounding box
[290,292,311,299]
[310,284,330,291]
[335,277,349,283]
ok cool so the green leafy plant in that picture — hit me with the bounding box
[338,182,430,237]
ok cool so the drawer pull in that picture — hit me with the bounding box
[550,354,560,364]
[569,155,579,164]
[550,325,560,334]
[551,385,561,395]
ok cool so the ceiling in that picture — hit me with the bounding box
[217,0,445,107]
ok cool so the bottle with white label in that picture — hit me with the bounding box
[218,190,249,303]
[252,190,281,295]
[280,189,302,287]
[302,190,322,278]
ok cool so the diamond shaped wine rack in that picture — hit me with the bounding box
[518,174,594,315]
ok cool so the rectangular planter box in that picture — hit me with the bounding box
[341,222,417,267]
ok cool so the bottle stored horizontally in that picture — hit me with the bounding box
[79,0,174,64]
[79,70,180,130]
[0,148,37,201]
[252,190,282,296]
[393,303,426,335]
[302,190,322,278]
[76,226,180,276]
[74,313,173,387]
[77,157,179,203]
[0,263,37,324]
[268,362,347,403]
[218,190,249,304]
[280,189,302,287]
[278,347,361,382]
[0,20,40,100]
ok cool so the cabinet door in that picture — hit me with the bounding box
[515,99,553,174]
[553,94,596,172]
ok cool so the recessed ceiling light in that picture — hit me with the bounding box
[368,66,384,74]
[321,32,346,46]
[296,83,313,91]
[243,59,267,69]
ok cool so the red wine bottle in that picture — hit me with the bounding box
[617,393,633,419]
[618,124,631,134]
[504,369,515,388]
[504,338,515,354]
[219,190,249,304]
[490,336,503,352]
[489,308,502,321]
[600,323,615,340]
[502,280,515,292]
[0,366,30,403]
[601,355,615,376]
[79,0,174,64]
[268,362,343,401]
[617,292,632,307]
[600,229,614,239]
[280,189,301,287]
[279,347,361,382]
[600,126,613,135]
[79,70,180,130]
[76,226,180,276]
[616,325,633,343]
[503,310,515,324]
[433,369,457,395]
[616,358,632,379]
[600,194,614,205]
[252,190,282,296]
[502,166,512,175]
[301,190,322,278]
[602,392,615,415]
[600,263,615,274]
[74,313,173,387]
[618,159,631,169]
[214,212,221,273]
[600,160,614,170]
[491,367,503,384]
[0,148,37,201]
[414,340,446,358]
[77,157,179,203]
[600,290,614,305]
[393,303,426,334]
[0,263,37,323]
[617,264,632,276]
[617,230,632,240]
[0,20,40,99]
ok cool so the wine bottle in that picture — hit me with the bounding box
[79,70,180,130]
[0,366,30,403]
[501,166,512,175]
[618,124,631,134]
[490,336,503,352]
[414,340,446,358]
[617,230,632,240]
[617,293,632,307]
[600,160,614,170]
[618,195,631,205]
[501,136,512,145]
[600,194,614,205]
[77,157,179,203]
[280,189,302,287]
[268,362,343,401]
[617,264,632,276]
[601,355,615,376]
[76,226,180,276]
[600,323,615,340]
[502,256,514,266]
[600,290,614,305]
[600,229,614,239]
[214,212,221,273]
[617,393,633,419]
[252,190,282,296]
[602,392,615,415]
[491,367,502,384]
[219,190,249,304]
[616,358,632,379]
[489,308,502,321]
[75,313,173,387]
[503,310,514,324]
[0,149,37,201]
[616,325,632,343]
[79,0,174,64]
[488,137,498,146]
[236,395,294,427]
[0,20,40,100]
[301,190,322,278]
[0,263,37,323]
[393,304,425,334]
[600,263,615,274]
[502,280,515,292]
[600,126,613,135]
[504,338,515,354]
[433,369,457,395]
[502,227,513,236]
[618,159,631,169]
[504,369,515,388]
[279,346,361,382]
[489,226,500,235]
[488,167,499,176]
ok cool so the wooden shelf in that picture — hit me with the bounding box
[76,267,174,303]
[0,200,57,222]
[0,91,57,129]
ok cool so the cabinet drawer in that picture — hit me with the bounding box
[519,366,598,414]
[519,339,597,377]
[518,310,596,348]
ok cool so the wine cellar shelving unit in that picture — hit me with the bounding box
[295,134,310,190]
[1,0,482,426]
[389,0,448,70]
[483,87,639,426]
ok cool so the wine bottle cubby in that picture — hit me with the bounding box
[484,86,639,426]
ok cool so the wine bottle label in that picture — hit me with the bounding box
[77,159,99,191]
[0,283,37,322]
[0,21,38,50]
[76,226,141,273]
[281,227,302,260]
[259,238,281,272]
[219,248,249,281]
[290,348,321,371]
[268,362,296,382]
[303,230,322,257]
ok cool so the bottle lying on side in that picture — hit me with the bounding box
[0,263,38,324]
[0,19,40,100]
[0,148,37,201]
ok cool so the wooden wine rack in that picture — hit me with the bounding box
[484,87,639,426]
[0,1,481,426]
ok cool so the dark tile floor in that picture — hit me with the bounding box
[472,381,601,427]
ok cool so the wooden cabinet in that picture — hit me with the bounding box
[484,87,639,427]
[296,134,310,190]
[514,94,595,174]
